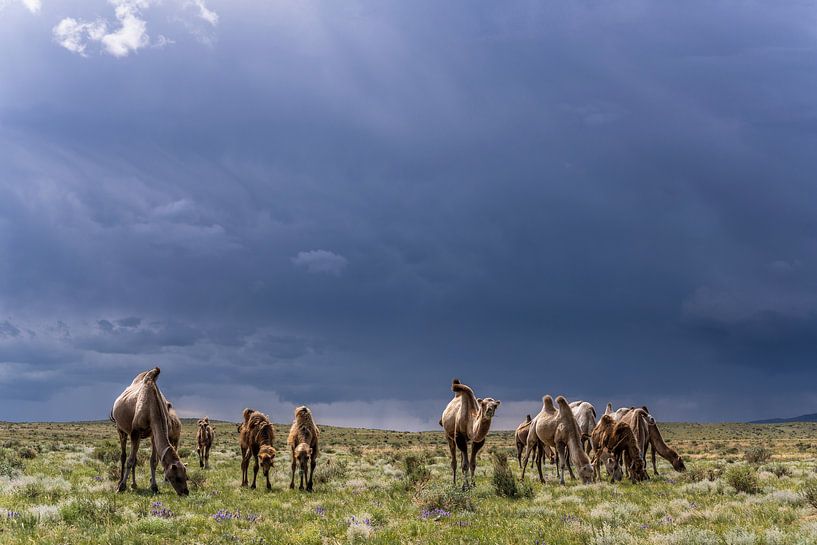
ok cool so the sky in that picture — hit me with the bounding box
[1,0,817,429]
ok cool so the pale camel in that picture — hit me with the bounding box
[287,406,320,492]
[515,415,554,472]
[440,379,500,488]
[522,395,593,485]
[110,367,189,495]
[520,396,558,483]
[239,408,277,490]
[569,401,597,454]
[196,417,214,469]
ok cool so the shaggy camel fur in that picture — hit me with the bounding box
[110,367,189,495]
[239,409,277,490]
[287,406,320,492]
[196,417,214,469]
[440,379,500,488]
[522,396,593,485]
[569,401,597,454]
[593,415,647,483]
[617,408,652,477]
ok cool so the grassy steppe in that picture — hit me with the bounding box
[2,420,817,544]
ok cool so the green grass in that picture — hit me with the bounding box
[1,420,817,544]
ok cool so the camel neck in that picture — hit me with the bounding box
[472,414,492,442]
[146,382,174,457]
[648,424,673,456]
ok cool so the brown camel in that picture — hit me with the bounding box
[515,415,555,471]
[590,414,619,481]
[440,379,500,488]
[196,417,214,469]
[617,408,652,478]
[593,419,647,483]
[287,406,320,492]
[110,367,189,495]
[645,415,686,474]
[239,408,277,490]
[522,395,593,485]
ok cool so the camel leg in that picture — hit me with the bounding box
[469,440,484,484]
[299,466,304,490]
[117,430,129,491]
[118,432,141,492]
[149,442,159,494]
[520,441,533,481]
[455,434,469,489]
[251,455,260,489]
[535,443,545,484]
[650,443,659,476]
[290,456,296,489]
[516,442,523,470]
[307,457,316,492]
[205,444,211,470]
[566,453,576,480]
[447,437,457,486]
[240,448,251,487]
[198,445,204,468]
[558,444,569,485]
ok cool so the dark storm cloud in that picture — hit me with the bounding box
[1,0,817,426]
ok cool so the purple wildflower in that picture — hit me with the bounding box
[420,508,451,520]
[315,506,326,517]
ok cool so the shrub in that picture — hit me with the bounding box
[177,447,192,459]
[801,478,817,509]
[313,458,348,484]
[417,483,475,513]
[402,454,430,489]
[93,441,121,465]
[187,468,207,490]
[725,465,760,494]
[491,452,533,499]
[0,448,24,477]
[18,446,37,460]
[766,462,791,479]
[61,497,123,526]
[744,446,772,465]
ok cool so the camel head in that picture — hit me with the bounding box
[628,457,647,483]
[578,462,594,484]
[671,455,686,472]
[163,459,189,496]
[258,445,277,476]
[295,405,312,419]
[294,442,312,476]
[600,450,622,481]
[479,397,500,419]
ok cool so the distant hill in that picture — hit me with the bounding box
[750,413,817,424]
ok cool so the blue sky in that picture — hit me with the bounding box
[1,0,817,428]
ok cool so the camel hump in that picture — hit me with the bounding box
[242,408,255,422]
[555,396,569,410]
[144,367,160,382]
[451,381,471,394]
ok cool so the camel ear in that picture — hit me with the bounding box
[477,398,482,404]
[495,400,501,406]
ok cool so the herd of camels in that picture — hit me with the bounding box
[110,369,685,496]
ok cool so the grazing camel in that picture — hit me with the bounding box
[239,409,277,490]
[111,367,189,495]
[617,408,652,477]
[590,414,619,481]
[440,379,500,488]
[522,395,593,485]
[569,401,597,454]
[196,417,214,469]
[594,419,647,483]
[645,415,686,474]
[287,406,320,492]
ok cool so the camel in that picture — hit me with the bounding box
[591,416,647,483]
[440,379,500,488]
[239,408,277,490]
[287,405,320,492]
[569,401,597,454]
[515,415,554,472]
[522,395,593,485]
[617,408,652,477]
[196,417,214,469]
[110,367,189,495]
[642,412,686,474]
[520,396,557,483]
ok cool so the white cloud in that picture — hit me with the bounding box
[52,17,107,56]
[52,0,152,58]
[291,249,349,276]
[188,0,218,26]
[21,0,41,14]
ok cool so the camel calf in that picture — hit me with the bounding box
[196,417,214,469]
[239,408,277,490]
[288,406,320,492]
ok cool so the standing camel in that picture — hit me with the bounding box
[440,379,500,488]
[196,417,214,469]
[239,408,277,490]
[522,395,593,485]
[111,367,189,495]
[287,406,320,492]
[569,401,597,454]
